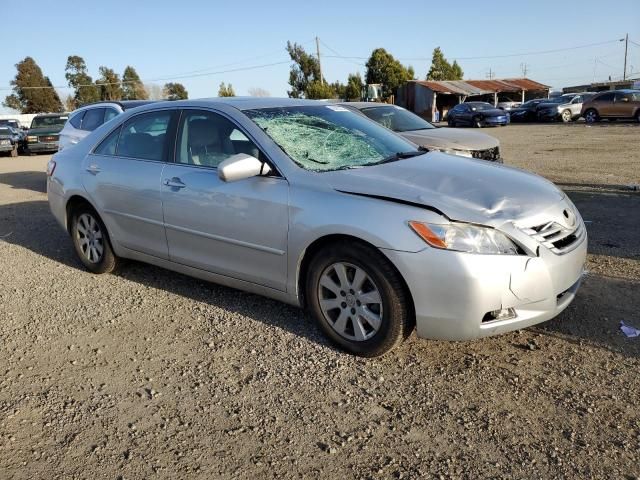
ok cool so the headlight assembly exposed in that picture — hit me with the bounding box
[434,148,473,158]
[408,221,521,255]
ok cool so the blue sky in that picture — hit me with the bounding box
[2,0,639,112]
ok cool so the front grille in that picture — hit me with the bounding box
[472,146,501,161]
[38,135,59,142]
[520,218,585,255]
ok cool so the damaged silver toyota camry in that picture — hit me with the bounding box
[47,98,586,356]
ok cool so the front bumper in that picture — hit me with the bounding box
[0,143,14,152]
[26,141,59,153]
[538,110,560,121]
[483,116,509,126]
[381,233,587,341]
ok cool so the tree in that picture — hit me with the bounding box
[426,47,464,81]
[63,94,76,111]
[248,87,270,97]
[330,81,346,99]
[345,73,364,101]
[96,67,122,101]
[3,57,64,113]
[163,82,188,100]
[65,55,100,108]
[218,82,235,97]
[305,80,336,99]
[286,41,321,98]
[365,48,414,99]
[122,66,148,100]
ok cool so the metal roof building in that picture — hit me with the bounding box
[396,78,550,120]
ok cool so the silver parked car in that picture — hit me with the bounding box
[343,102,501,162]
[59,100,156,151]
[47,98,587,356]
[536,93,595,122]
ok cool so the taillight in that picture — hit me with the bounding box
[46,159,56,176]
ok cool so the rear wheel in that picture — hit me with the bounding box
[306,242,412,357]
[561,109,573,123]
[584,109,599,124]
[70,206,119,274]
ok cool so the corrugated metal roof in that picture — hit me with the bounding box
[409,78,549,95]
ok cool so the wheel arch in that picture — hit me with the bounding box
[295,234,415,324]
[65,194,99,234]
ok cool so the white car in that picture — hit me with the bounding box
[58,101,155,151]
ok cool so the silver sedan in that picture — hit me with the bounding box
[47,98,587,356]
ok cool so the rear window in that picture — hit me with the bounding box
[69,111,84,129]
[81,108,106,132]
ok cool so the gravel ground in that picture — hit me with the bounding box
[1,124,639,479]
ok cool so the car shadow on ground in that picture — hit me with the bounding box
[565,189,640,261]
[0,170,47,194]
[2,198,638,358]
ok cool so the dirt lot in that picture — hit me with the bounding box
[0,123,639,479]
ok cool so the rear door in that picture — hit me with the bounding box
[160,108,289,291]
[594,92,615,117]
[82,109,177,259]
[612,92,633,117]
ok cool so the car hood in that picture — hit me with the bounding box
[27,126,63,135]
[400,128,499,151]
[0,134,13,140]
[323,152,565,225]
[471,108,506,117]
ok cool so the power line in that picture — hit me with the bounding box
[0,60,293,91]
[322,38,622,62]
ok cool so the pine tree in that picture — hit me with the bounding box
[426,48,464,81]
[96,67,122,101]
[218,82,236,97]
[163,82,188,100]
[365,48,414,99]
[345,73,364,101]
[286,41,321,98]
[65,55,100,108]
[122,66,148,100]
[3,57,64,113]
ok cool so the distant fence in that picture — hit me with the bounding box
[0,114,39,128]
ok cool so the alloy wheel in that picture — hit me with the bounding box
[585,110,598,123]
[75,213,104,263]
[317,262,383,342]
[562,110,572,122]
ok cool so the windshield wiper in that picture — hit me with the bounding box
[373,150,425,166]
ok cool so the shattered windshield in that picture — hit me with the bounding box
[244,105,419,172]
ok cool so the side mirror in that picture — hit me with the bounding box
[218,153,272,182]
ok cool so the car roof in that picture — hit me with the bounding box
[126,97,333,114]
[339,102,398,110]
[33,113,69,117]
[74,100,158,112]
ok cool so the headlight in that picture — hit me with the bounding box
[434,148,473,158]
[408,221,521,255]
[0,139,10,146]
[26,135,38,143]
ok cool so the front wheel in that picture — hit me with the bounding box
[561,109,573,123]
[306,242,412,357]
[70,207,119,274]
[584,109,599,124]
[473,116,483,128]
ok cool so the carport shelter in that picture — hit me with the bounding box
[397,78,550,121]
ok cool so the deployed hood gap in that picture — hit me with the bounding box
[336,190,450,219]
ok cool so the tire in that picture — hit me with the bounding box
[584,109,599,124]
[636,110,640,123]
[448,119,456,127]
[473,116,483,128]
[561,109,573,123]
[70,206,119,274]
[305,242,412,357]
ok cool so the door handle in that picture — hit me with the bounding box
[163,177,186,189]
[86,164,101,174]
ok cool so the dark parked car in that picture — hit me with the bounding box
[25,113,69,154]
[0,126,21,157]
[581,90,640,123]
[446,102,509,128]
[509,98,551,122]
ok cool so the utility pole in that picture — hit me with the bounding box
[623,33,628,80]
[316,36,324,84]
[486,68,495,80]
[520,63,529,77]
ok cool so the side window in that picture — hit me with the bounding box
[176,110,260,168]
[117,111,172,161]
[615,92,631,102]
[69,111,85,129]
[81,108,106,132]
[94,127,121,156]
[104,109,119,123]
[598,92,615,102]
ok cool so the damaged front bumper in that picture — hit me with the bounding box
[381,232,587,341]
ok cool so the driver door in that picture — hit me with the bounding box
[160,109,289,291]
